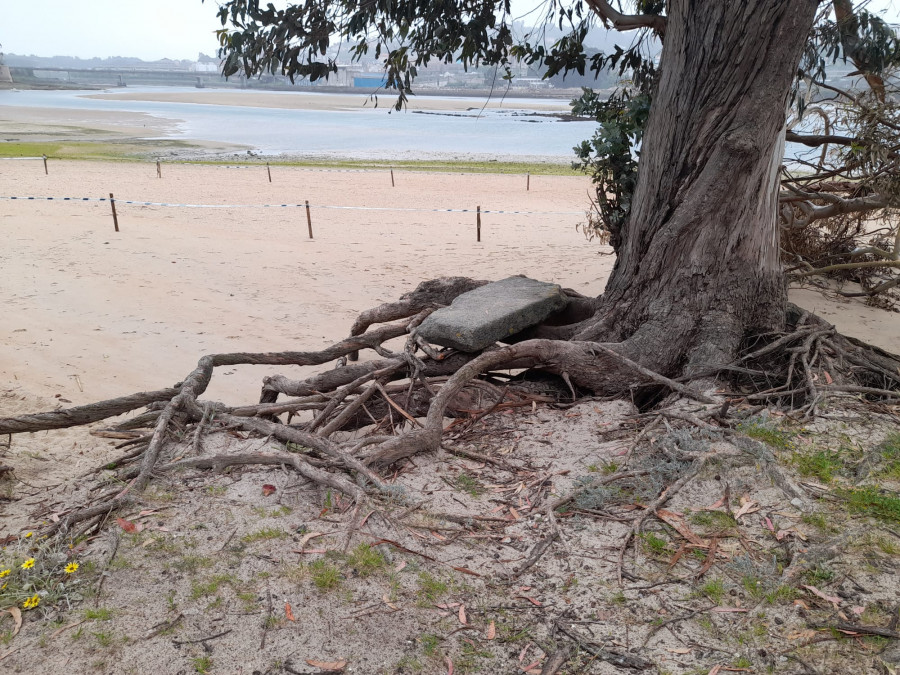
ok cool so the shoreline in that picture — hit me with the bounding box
[0,91,589,165]
[84,88,581,113]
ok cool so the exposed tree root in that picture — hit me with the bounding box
[1,278,897,544]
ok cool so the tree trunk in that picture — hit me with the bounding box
[578,0,819,376]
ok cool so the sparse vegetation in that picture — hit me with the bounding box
[738,419,795,450]
[309,560,341,591]
[793,449,844,483]
[416,572,448,605]
[192,656,213,673]
[346,544,386,577]
[838,486,900,523]
[241,527,287,543]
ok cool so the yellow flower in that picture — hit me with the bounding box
[0,569,10,578]
[64,562,79,574]
[1,582,6,591]
[20,558,35,570]
[24,532,33,538]
[22,594,40,610]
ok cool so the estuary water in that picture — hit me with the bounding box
[0,86,595,161]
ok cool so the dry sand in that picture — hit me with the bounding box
[0,160,606,408]
[1,159,897,411]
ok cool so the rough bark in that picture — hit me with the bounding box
[578,0,820,376]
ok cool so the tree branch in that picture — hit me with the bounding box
[586,0,666,38]
[785,130,857,147]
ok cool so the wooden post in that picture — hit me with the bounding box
[42,155,48,175]
[476,205,481,242]
[305,200,313,239]
[109,193,119,232]
[156,160,161,178]
[267,162,272,183]
[390,168,395,188]
[526,173,530,191]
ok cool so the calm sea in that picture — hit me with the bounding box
[0,87,595,161]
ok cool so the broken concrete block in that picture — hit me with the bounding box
[416,276,567,352]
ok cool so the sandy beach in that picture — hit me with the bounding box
[0,160,606,408]
[1,158,898,413]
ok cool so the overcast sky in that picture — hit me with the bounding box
[2,0,899,61]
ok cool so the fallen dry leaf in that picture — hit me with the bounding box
[486,621,496,640]
[786,629,817,640]
[1,607,22,638]
[115,517,142,533]
[458,604,467,625]
[294,531,325,551]
[517,595,542,607]
[803,585,841,607]
[708,666,722,675]
[734,500,759,520]
[657,509,707,546]
[710,607,749,613]
[305,658,347,672]
[394,560,407,573]
[446,656,454,675]
[285,602,295,622]
[521,660,543,673]
[262,484,277,496]
[382,594,399,611]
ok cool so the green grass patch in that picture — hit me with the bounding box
[420,632,441,657]
[309,560,341,590]
[794,449,845,483]
[455,473,483,498]
[0,140,204,162]
[192,655,213,673]
[173,555,213,574]
[84,607,113,621]
[837,486,900,523]
[802,564,835,586]
[738,419,795,450]
[764,585,800,605]
[800,512,839,533]
[190,574,237,600]
[639,532,669,556]
[697,578,725,604]
[241,527,287,543]
[184,156,579,176]
[346,543,386,577]
[876,433,900,479]
[690,511,738,531]
[416,571,449,605]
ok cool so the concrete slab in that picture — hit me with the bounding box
[416,276,567,352]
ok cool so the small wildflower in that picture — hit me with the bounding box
[0,569,10,578]
[21,558,35,570]
[24,532,33,538]
[64,562,79,574]
[22,594,40,610]
[1,582,7,591]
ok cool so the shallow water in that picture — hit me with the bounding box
[0,86,595,160]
